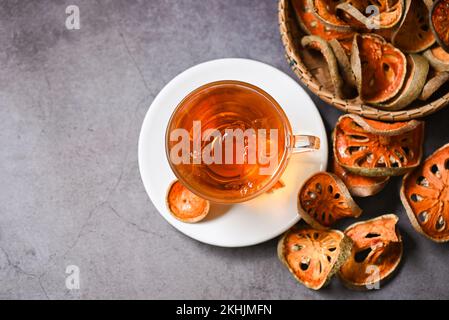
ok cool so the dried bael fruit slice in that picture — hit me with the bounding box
[309,0,352,31]
[298,172,362,229]
[351,34,407,104]
[266,180,285,194]
[301,35,345,97]
[423,46,449,71]
[329,39,357,87]
[337,0,404,29]
[333,114,424,177]
[277,224,353,290]
[292,0,354,41]
[339,214,403,289]
[419,71,449,100]
[430,0,449,52]
[166,180,210,223]
[392,0,435,53]
[332,159,389,197]
[378,54,429,110]
[401,143,449,242]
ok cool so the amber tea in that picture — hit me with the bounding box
[166,81,290,203]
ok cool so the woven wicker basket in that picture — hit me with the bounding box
[278,0,449,121]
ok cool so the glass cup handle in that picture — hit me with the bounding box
[291,135,320,154]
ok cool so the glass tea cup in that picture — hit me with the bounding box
[165,80,320,203]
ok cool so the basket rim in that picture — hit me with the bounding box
[278,0,449,121]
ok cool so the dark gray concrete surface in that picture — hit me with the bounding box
[0,0,448,299]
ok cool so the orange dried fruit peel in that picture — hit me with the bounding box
[336,0,405,30]
[423,46,449,72]
[166,180,210,223]
[378,54,429,111]
[401,143,449,242]
[292,0,354,41]
[339,214,403,289]
[333,114,424,177]
[392,0,435,53]
[301,35,345,97]
[331,158,389,197]
[430,0,449,52]
[278,224,353,290]
[309,0,352,31]
[351,33,407,104]
[298,172,362,228]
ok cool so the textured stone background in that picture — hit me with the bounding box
[0,0,448,299]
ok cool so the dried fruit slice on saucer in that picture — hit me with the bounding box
[419,70,449,101]
[351,34,407,104]
[292,0,354,41]
[278,224,353,290]
[423,46,449,72]
[166,180,210,223]
[333,114,424,177]
[430,0,449,52]
[336,0,405,30]
[392,0,435,53]
[331,158,389,197]
[401,143,449,242]
[339,214,403,289]
[298,172,362,228]
[266,180,286,194]
[301,35,345,97]
[378,54,429,110]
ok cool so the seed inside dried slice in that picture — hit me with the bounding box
[298,172,362,229]
[292,0,354,41]
[419,70,449,101]
[339,214,403,289]
[336,0,404,29]
[392,0,435,53]
[401,143,449,242]
[430,0,449,52]
[333,114,424,177]
[309,0,352,31]
[166,180,210,223]
[331,158,390,197]
[378,54,430,110]
[423,46,449,72]
[278,224,353,290]
[351,33,407,104]
[302,35,345,97]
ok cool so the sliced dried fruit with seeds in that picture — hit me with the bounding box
[378,54,429,110]
[292,0,354,41]
[401,143,449,242]
[423,46,449,71]
[278,224,353,290]
[333,114,424,177]
[298,172,362,228]
[166,180,210,223]
[419,70,449,101]
[331,158,389,197]
[392,0,435,53]
[302,35,345,97]
[430,0,449,52]
[337,0,405,29]
[351,33,407,104]
[339,214,403,289]
[309,0,352,31]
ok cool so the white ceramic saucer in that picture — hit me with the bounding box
[138,58,328,247]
